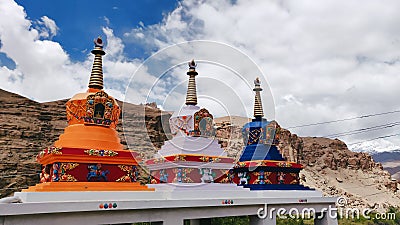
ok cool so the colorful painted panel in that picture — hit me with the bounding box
[40,162,138,183]
[149,167,228,184]
[194,108,214,137]
[85,91,120,127]
[232,171,299,186]
[169,115,193,136]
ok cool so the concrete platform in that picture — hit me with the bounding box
[0,184,338,225]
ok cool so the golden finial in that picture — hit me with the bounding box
[253,77,264,118]
[88,37,106,90]
[185,59,198,105]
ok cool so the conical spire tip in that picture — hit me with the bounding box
[188,59,197,69]
[94,36,104,47]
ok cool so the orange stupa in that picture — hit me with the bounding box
[24,37,153,192]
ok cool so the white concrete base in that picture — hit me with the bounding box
[13,190,165,203]
[1,185,336,225]
[14,183,323,203]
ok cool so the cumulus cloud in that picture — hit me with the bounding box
[101,27,144,100]
[123,0,400,148]
[38,16,58,38]
[1,0,399,150]
[0,0,140,103]
[0,0,83,101]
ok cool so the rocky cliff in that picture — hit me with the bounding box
[0,89,60,197]
[215,117,400,211]
[1,90,399,212]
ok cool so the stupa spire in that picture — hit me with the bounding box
[88,37,106,90]
[253,77,264,119]
[185,59,198,105]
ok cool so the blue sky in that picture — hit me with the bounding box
[0,0,400,150]
[14,0,179,62]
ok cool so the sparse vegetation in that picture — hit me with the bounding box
[133,208,400,225]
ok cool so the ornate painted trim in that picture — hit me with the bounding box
[37,147,62,160]
[84,91,120,126]
[276,162,292,167]
[234,160,301,169]
[219,170,234,183]
[116,165,137,182]
[174,155,186,161]
[60,163,79,171]
[256,161,268,167]
[118,165,132,172]
[252,171,272,184]
[199,156,221,163]
[84,149,118,157]
[237,162,247,167]
[153,157,166,164]
[60,174,78,182]
[49,147,62,155]
[53,162,79,182]
[146,155,234,165]
[170,115,193,135]
[172,168,193,183]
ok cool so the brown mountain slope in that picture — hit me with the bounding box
[0,89,60,197]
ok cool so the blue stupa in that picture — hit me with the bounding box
[231,78,312,191]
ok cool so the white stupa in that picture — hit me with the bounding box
[146,60,234,184]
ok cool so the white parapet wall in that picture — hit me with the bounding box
[0,184,338,225]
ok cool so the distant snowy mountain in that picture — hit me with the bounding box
[371,151,400,181]
[348,139,400,181]
[348,139,400,155]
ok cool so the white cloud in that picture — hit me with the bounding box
[0,0,83,101]
[1,0,399,149]
[103,16,110,26]
[39,16,58,38]
[123,0,400,147]
[102,27,124,60]
[0,0,142,103]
